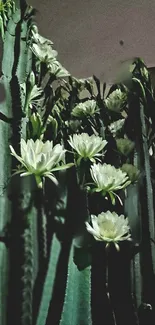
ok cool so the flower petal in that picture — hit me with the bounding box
[10,145,25,166]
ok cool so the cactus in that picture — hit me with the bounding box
[1,1,155,325]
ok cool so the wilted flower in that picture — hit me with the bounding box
[116,138,135,156]
[31,28,57,63]
[89,163,130,204]
[71,100,99,118]
[85,211,131,250]
[108,119,125,136]
[31,28,70,78]
[105,89,127,112]
[31,41,57,64]
[47,59,70,78]
[68,133,107,164]
[10,139,73,188]
[31,26,54,46]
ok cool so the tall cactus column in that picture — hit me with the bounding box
[0,83,12,325]
[0,1,35,324]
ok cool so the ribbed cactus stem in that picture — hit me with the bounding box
[106,251,117,325]
[40,206,47,260]
[60,244,92,325]
[132,254,142,308]
[139,101,155,271]
[36,234,61,325]
[37,187,48,262]
[21,217,34,325]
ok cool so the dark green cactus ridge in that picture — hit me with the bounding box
[1,1,155,325]
[22,218,34,325]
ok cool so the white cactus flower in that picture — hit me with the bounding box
[10,139,73,188]
[105,89,127,112]
[68,133,107,163]
[86,211,131,250]
[71,100,99,118]
[89,163,130,204]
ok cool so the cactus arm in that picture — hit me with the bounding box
[2,8,21,78]
[59,244,92,325]
[0,166,11,325]
[16,9,33,84]
[21,214,34,325]
[124,152,142,313]
[140,102,155,255]
[35,188,48,263]
[134,78,155,271]
[36,234,61,325]
[0,8,14,323]
[1,3,34,325]
[131,253,142,309]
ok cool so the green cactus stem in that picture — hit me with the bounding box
[36,234,61,325]
[59,244,92,325]
[21,216,34,325]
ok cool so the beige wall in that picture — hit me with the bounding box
[29,0,155,81]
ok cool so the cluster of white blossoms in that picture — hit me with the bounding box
[85,161,131,249]
[10,132,132,250]
[10,139,73,188]
[85,211,131,251]
[68,133,107,164]
[71,100,99,119]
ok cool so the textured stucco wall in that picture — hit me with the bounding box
[10,1,155,81]
[29,0,155,81]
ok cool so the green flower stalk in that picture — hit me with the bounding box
[71,100,99,119]
[89,163,130,204]
[10,139,73,188]
[86,211,131,251]
[105,89,127,112]
[68,133,107,164]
